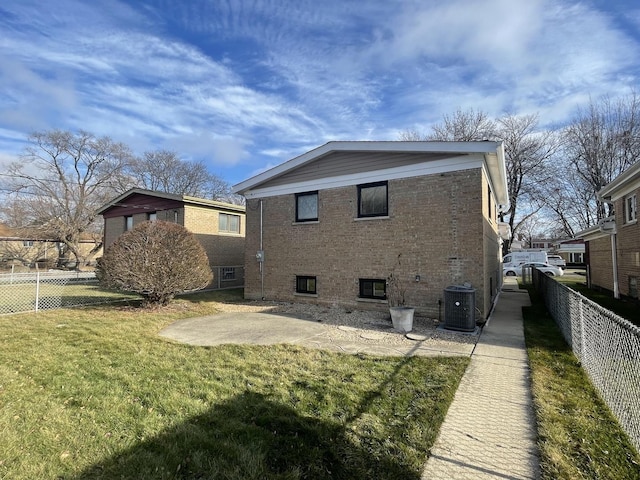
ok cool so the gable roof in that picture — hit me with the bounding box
[232,141,508,208]
[96,188,245,216]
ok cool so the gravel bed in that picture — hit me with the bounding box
[215,300,479,346]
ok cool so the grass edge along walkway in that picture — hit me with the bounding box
[522,287,640,480]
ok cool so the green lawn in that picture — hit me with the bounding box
[523,288,640,479]
[0,280,136,315]
[556,277,640,326]
[0,290,469,479]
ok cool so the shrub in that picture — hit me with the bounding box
[97,221,213,306]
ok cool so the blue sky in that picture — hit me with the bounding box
[1,0,639,186]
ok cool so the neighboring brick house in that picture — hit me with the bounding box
[97,189,246,288]
[0,223,101,269]
[232,141,509,319]
[577,161,640,300]
[553,238,585,266]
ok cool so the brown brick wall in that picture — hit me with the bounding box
[244,168,497,318]
[614,191,640,298]
[587,236,614,292]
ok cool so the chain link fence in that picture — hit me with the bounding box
[0,265,245,315]
[0,271,133,315]
[533,269,640,453]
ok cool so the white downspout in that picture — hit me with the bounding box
[260,199,264,300]
[611,233,619,299]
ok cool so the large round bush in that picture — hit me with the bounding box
[97,220,213,306]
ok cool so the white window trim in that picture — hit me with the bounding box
[625,194,637,224]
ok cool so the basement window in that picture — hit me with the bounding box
[296,276,317,294]
[359,278,386,300]
[221,267,236,281]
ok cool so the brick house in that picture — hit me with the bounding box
[577,161,640,300]
[232,141,509,319]
[97,189,246,288]
[0,223,101,269]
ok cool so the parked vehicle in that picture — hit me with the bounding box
[503,262,564,277]
[546,255,567,267]
[502,251,548,270]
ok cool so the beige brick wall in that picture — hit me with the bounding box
[244,168,497,318]
[614,191,640,298]
[184,205,245,267]
[588,236,614,292]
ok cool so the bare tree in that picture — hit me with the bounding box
[129,150,235,201]
[497,114,561,251]
[538,165,598,237]
[399,108,497,142]
[428,107,497,141]
[0,130,133,267]
[562,93,640,221]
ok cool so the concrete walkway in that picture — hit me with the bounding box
[160,278,540,478]
[421,277,540,479]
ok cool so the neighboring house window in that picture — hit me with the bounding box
[359,278,386,300]
[221,267,236,281]
[569,252,584,264]
[147,212,157,221]
[625,194,637,223]
[358,181,388,217]
[125,216,133,231]
[296,275,317,294]
[296,191,318,222]
[22,241,34,247]
[219,213,240,233]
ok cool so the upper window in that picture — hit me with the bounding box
[296,191,318,222]
[125,216,133,231]
[296,275,317,294]
[359,278,386,300]
[22,240,34,247]
[219,213,241,233]
[358,181,388,218]
[625,194,637,223]
[147,212,157,221]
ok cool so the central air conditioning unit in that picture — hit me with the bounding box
[443,284,476,332]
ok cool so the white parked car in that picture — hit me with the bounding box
[546,255,567,267]
[503,262,564,277]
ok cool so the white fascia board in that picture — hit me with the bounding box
[232,140,504,195]
[484,143,509,209]
[241,154,483,199]
[598,161,640,201]
[575,225,608,241]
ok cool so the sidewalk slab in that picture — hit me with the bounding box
[422,279,540,479]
